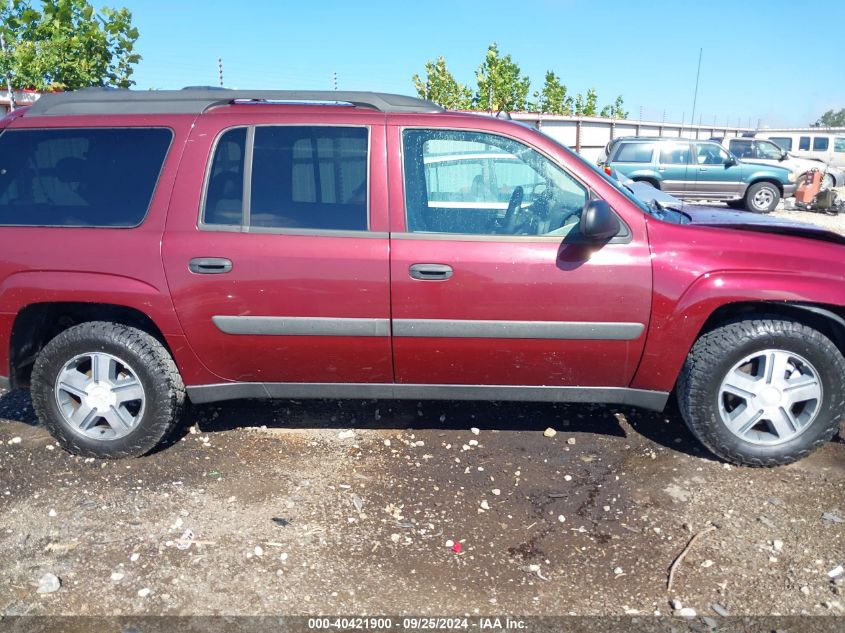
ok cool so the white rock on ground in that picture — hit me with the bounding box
[36,573,60,594]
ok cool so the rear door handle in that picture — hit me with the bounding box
[409,263,453,281]
[189,257,233,274]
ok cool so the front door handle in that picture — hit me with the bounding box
[189,257,233,274]
[409,263,453,281]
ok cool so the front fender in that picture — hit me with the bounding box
[631,268,845,393]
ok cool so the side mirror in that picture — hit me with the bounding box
[780,152,789,161]
[579,200,620,241]
[726,155,738,166]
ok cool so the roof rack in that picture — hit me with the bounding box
[25,87,445,117]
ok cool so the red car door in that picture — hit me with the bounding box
[387,119,652,393]
[162,108,392,387]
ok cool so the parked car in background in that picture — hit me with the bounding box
[0,89,843,469]
[717,135,844,189]
[754,131,845,171]
[599,137,795,213]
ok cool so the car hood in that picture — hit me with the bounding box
[681,206,845,245]
[625,180,845,246]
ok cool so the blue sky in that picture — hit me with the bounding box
[127,0,845,127]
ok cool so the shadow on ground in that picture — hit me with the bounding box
[8,387,841,462]
[186,395,715,460]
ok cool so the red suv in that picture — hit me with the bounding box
[0,88,843,466]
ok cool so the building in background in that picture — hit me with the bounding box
[1,90,41,114]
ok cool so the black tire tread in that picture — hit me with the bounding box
[31,321,185,459]
[743,181,781,213]
[677,317,845,467]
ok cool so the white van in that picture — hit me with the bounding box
[755,131,845,170]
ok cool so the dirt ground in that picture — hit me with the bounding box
[1,207,844,625]
[1,391,844,621]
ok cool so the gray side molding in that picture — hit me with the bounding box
[212,316,390,337]
[393,319,644,340]
[186,382,669,412]
[212,315,644,341]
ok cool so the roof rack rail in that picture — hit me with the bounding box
[25,88,445,117]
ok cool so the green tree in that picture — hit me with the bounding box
[573,93,584,115]
[813,108,845,127]
[600,95,629,119]
[583,88,598,116]
[412,56,472,110]
[0,0,140,91]
[539,71,570,115]
[475,42,530,113]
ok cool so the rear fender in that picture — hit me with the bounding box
[0,271,219,385]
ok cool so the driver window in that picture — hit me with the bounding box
[402,129,588,236]
[695,143,730,165]
[756,141,784,160]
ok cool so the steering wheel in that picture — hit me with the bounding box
[501,186,524,234]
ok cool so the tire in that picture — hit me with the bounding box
[822,173,835,189]
[744,182,780,213]
[677,318,845,466]
[31,322,185,459]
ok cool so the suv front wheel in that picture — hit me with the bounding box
[678,317,845,466]
[31,322,186,459]
[744,182,780,213]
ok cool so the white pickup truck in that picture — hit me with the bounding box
[714,136,844,189]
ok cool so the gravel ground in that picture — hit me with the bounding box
[771,208,845,234]
[1,390,844,620]
[2,205,845,625]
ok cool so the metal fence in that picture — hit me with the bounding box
[511,113,758,163]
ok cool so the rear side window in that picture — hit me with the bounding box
[769,137,792,151]
[203,125,369,232]
[251,127,367,230]
[613,142,654,163]
[813,137,829,151]
[836,138,845,153]
[0,128,172,227]
[799,136,811,151]
[658,142,691,164]
[728,139,753,158]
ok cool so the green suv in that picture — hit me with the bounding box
[599,137,796,213]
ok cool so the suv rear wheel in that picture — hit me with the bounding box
[678,318,845,466]
[744,182,780,213]
[31,322,185,459]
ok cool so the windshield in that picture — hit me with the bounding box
[538,132,653,215]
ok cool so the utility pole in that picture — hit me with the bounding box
[0,32,16,112]
[217,58,223,87]
[689,48,702,138]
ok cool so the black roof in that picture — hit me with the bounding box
[26,87,445,117]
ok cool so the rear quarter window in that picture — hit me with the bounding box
[613,142,654,163]
[0,127,172,227]
[835,138,845,153]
